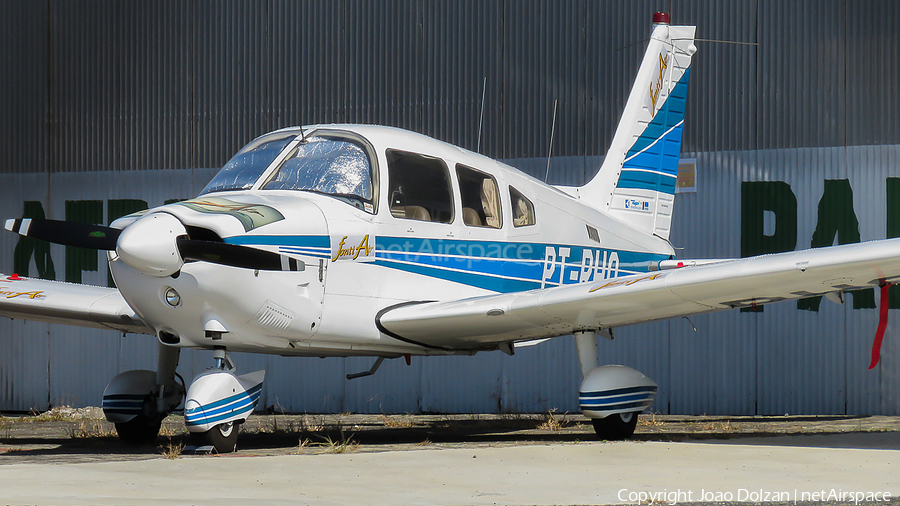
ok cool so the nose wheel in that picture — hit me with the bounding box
[191,421,240,454]
[184,348,265,454]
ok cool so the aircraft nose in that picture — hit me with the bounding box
[116,213,186,276]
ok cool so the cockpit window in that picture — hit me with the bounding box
[262,136,374,211]
[510,186,536,227]
[387,150,453,223]
[201,132,297,194]
[457,164,501,228]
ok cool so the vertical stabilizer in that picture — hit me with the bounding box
[577,14,696,241]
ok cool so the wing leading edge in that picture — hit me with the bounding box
[0,274,149,334]
[377,239,900,350]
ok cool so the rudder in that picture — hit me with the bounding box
[577,14,697,241]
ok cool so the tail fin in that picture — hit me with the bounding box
[579,15,697,241]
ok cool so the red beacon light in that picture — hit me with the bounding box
[652,12,670,25]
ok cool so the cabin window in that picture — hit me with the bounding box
[387,150,453,223]
[262,136,374,212]
[509,186,536,227]
[201,132,297,194]
[456,165,501,228]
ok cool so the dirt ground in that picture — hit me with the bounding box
[1,407,898,464]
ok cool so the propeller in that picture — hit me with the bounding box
[176,237,303,271]
[4,214,303,276]
[5,218,120,250]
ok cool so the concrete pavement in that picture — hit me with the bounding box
[2,432,898,505]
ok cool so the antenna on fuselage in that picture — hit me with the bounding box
[544,99,558,182]
[476,77,487,153]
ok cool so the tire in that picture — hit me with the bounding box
[204,421,240,453]
[115,416,162,445]
[591,412,639,440]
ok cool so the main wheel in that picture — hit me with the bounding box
[115,416,162,445]
[591,412,639,440]
[203,421,240,453]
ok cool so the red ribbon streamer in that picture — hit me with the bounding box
[869,283,892,370]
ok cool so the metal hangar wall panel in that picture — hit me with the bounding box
[1,0,899,415]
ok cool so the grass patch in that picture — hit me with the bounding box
[30,406,80,422]
[637,413,665,428]
[537,409,574,431]
[159,439,185,459]
[68,419,116,439]
[317,432,357,454]
[381,414,416,428]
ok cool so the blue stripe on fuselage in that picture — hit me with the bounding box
[225,234,667,293]
[375,237,666,293]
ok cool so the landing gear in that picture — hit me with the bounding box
[189,421,240,453]
[115,414,163,445]
[573,331,657,441]
[184,347,265,453]
[591,411,639,440]
[102,345,184,447]
[204,422,240,453]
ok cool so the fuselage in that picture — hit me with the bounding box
[109,125,675,358]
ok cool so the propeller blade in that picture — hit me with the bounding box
[176,238,304,272]
[4,218,121,250]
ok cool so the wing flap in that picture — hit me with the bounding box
[0,274,150,334]
[377,239,900,350]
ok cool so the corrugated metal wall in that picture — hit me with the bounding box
[2,0,900,415]
[7,0,897,176]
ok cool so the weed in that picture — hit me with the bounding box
[159,424,181,437]
[416,439,432,446]
[297,438,311,453]
[537,409,572,431]
[159,439,185,459]
[254,417,273,434]
[299,414,326,433]
[30,406,77,422]
[68,419,116,439]
[318,432,357,454]
[698,420,735,432]
[637,413,665,428]
[381,414,415,428]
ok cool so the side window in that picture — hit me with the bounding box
[509,186,536,227]
[387,150,453,223]
[456,165,501,229]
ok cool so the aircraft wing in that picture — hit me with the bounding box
[377,239,900,350]
[0,274,150,334]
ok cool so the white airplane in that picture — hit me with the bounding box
[2,14,898,453]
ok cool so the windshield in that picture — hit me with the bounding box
[262,136,374,209]
[200,132,297,194]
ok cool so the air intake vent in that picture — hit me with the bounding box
[254,301,294,330]
[586,225,601,244]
